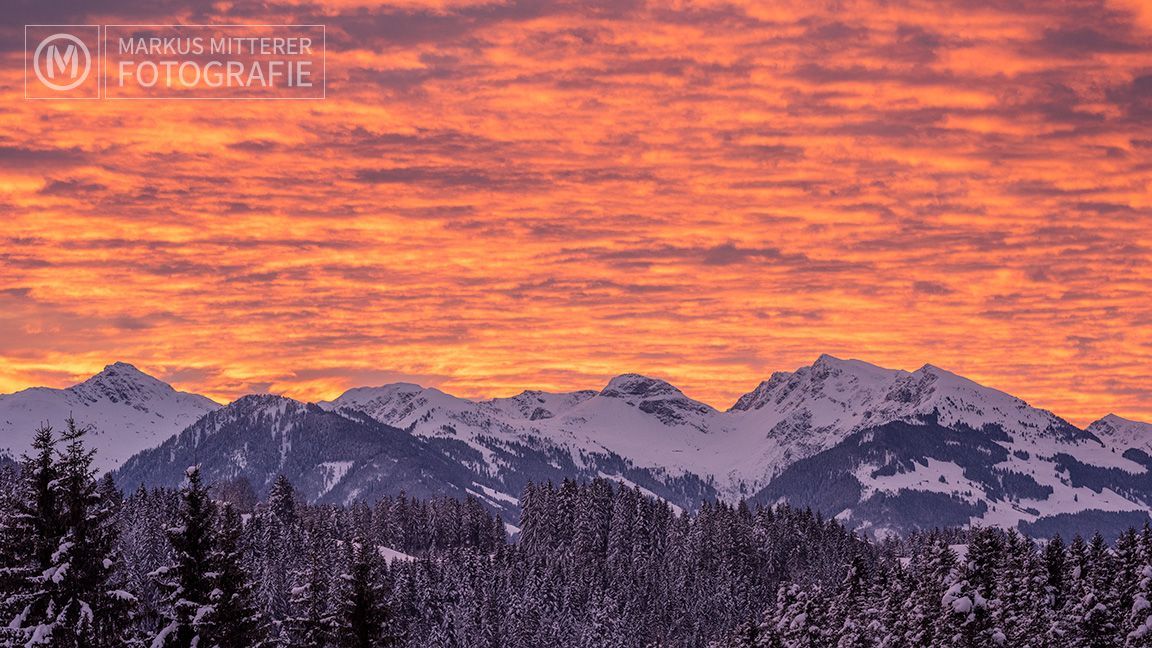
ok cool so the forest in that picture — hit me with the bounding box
[2,420,1152,647]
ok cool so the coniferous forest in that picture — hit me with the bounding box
[3,422,1152,647]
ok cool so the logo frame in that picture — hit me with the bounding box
[25,25,101,100]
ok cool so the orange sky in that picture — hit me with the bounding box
[1,0,1150,426]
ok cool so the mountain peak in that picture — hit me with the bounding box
[1097,413,1139,425]
[90,361,156,383]
[1087,413,1152,452]
[72,361,179,405]
[104,360,141,371]
[0,361,221,473]
[227,393,302,412]
[600,373,683,399]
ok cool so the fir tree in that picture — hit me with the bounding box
[257,474,299,633]
[286,534,337,648]
[941,527,1004,647]
[828,556,871,648]
[5,419,128,646]
[152,465,216,648]
[335,537,396,648]
[203,503,268,648]
[3,424,63,643]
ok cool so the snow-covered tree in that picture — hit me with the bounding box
[4,419,128,646]
[1,424,61,644]
[285,533,337,648]
[334,537,396,648]
[152,465,216,648]
[203,503,268,647]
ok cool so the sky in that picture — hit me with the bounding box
[1,0,1150,426]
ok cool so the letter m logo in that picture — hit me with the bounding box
[46,43,78,79]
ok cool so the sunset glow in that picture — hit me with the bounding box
[2,0,1150,425]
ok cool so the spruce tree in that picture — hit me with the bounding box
[828,556,871,648]
[204,503,268,648]
[3,425,62,642]
[941,527,1003,647]
[257,474,299,631]
[335,537,396,648]
[1127,564,1152,646]
[55,418,131,645]
[1081,532,1120,647]
[152,465,216,648]
[996,531,1050,648]
[5,420,128,646]
[286,534,337,648]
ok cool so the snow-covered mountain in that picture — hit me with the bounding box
[0,362,220,471]
[321,355,1152,538]
[1087,414,1152,454]
[115,394,486,505]
[12,355,1152,539]
[323,355,1094,498]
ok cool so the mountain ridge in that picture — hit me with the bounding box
[6,356,1152,538]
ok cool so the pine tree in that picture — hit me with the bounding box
[118,485,175,645]
[996,531,1050,648]
[763,581,828,647]
[4,419,128,646]
[1116,529,1146,636]
[152,465,216,648]
[941,527,1003,647]
[1064,533,1120,648]
[335,537,396,648]
[0,460,25,634]
[3,425,63,644]
[56,418,132,645]
[905,535,956,646]
[257,474,299,633]
[1126,564,1152,646]
[1044,535,1069,614]
[203,503,268,648]
[828,556,870,648]
[1081,532,1120,647]
[286,534,337,648]
[869,557,910,648]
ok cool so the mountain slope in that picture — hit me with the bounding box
[0,362,220,471]
[321,374,722,512]
[114,394,486,505]
[752,417,1151,538]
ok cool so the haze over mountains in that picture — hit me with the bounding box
[2,357,1150,538]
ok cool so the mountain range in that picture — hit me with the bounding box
[2,357,1150,538]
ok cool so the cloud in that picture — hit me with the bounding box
[0,0,1147,424]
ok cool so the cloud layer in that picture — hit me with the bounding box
[1,0,1150,425]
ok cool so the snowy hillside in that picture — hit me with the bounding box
[0,362,220,471]
[114,394,485,505]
